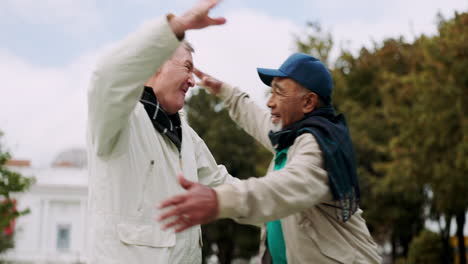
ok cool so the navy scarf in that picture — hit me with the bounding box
[268,105,360,222]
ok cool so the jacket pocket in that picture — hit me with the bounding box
[299,212,356,263]
[116,221,175,248]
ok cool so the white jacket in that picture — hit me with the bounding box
[86,17,235,264]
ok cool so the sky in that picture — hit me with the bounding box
[0,0,467,167]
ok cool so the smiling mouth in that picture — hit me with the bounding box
[271,114,280,123]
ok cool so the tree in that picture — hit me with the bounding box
[296,22,333,68]
[382,12,468,263]
[185,89,271,263]
[0,131,34,254]
[407,229,445,264]
[333,12,468,263]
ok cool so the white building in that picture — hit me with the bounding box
[3,150,88,264]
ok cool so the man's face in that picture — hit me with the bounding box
[267,77,309,129]
[150,46,195,114]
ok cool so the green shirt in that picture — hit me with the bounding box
[267,148,289,264]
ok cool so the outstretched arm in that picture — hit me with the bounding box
[194,68,275,152]
[88,0,227,156]
[159,134,331,232]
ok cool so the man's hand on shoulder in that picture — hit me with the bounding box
[169,0,226,38]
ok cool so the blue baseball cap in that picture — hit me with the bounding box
[257,53,333,104]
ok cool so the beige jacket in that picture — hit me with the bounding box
[213,84,382,263]
[87,18,236,264]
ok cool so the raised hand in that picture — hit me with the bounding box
[170,0,226,37]
[158,175,219,232]
[194,68,223,95]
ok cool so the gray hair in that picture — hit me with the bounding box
[182,41,194,53]
[298,83,324,108]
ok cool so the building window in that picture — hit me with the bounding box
[56,224,71,251]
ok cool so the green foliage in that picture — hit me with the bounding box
[296,22,334,67]
[407,230,444,264]
[0,132,34,254]
[334,38,427,256]
[379,12,468,263]
[185,89,271,263]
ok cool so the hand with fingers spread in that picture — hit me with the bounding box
[194,68,223,95]
[158,175,219,233]
[169,0,226,38]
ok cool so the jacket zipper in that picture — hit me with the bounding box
[177,147,203,247]
[138,159,155,212]
[178,152,183,171]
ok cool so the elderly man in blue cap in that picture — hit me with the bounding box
[159,53,382,263]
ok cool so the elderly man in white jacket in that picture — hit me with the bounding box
[86,1,237,263]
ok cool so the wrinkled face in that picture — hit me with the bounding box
[267,77,310,129]
[149,46,195,114]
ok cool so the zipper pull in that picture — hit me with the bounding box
[179,152,183,170]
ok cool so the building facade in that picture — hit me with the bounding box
[3,162,88,264]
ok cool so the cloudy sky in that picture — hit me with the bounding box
[0,0,466,167]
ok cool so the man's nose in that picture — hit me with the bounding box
[188,74,195,87]
[267,96,275,108]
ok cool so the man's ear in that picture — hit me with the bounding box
[145,69,162,87]
[302,92,318,114]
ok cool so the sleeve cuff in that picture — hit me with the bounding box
[214,184,242,219]
[166,13,185,41]
[218,83,235,101]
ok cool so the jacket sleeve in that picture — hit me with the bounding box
[217,84,274,153]
[87,17,180,156]
[188,126,240,187]
[213,133,333,224]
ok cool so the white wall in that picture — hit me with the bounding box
[3,167,88,264]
